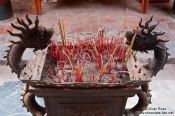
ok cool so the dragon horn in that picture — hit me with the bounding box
[154,31,165,36]
[17,17,29,30]
[139,18,144,28]
[7,30,23,39]
[35,16,39,29]
[157,39,169,43]
[11,23,25,33]
[26,14,33,26]
[145,16,153,28]
[139,18,147,35]
[148,22,159,33]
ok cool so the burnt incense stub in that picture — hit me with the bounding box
[6,15,169,116]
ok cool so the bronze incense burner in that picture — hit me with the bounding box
[5,15,169,116]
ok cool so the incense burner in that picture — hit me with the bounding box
[5,15,168,116]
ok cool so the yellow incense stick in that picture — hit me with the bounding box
[61,20,66,45]
[58,19,66,47]
[125,33,136,63]
[121,8,128,63]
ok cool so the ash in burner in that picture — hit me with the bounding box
[42,37,131,84]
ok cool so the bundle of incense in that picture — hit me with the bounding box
[58,19,66,48]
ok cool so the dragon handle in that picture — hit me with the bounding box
[5,14,53,116]
[5,43,26,77]
[124,16,169,116]
[23,91,46,116]
[124,83,152,116]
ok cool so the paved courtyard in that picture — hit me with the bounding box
[0,0,175,115]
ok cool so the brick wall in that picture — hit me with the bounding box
[11,0,34,10]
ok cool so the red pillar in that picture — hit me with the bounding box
[34,0,42,15]
[141,0,149,13]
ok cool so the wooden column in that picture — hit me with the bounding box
[141,0,149,13]
[173,0,175,14]
[34,0,42,15]
[0,0,9,5]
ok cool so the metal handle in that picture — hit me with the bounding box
[124,83,152,116]
[23,92,46,116]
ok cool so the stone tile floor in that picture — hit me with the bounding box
[0,0,175,115]
[1,0,175,45]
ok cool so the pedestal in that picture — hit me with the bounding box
[30,87,140,116]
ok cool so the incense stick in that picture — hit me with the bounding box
[121,8,128,63]
[125,33,136,63]
[58,19,66,48]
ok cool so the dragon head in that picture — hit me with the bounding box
[8,14,54,51]
[125,16,168,53]
[125,16,170,77]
